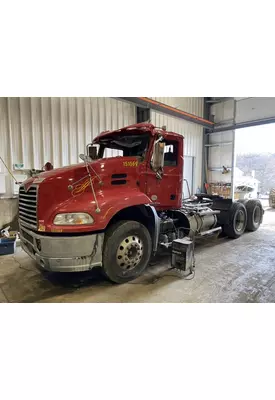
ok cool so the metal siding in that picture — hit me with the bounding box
[0,98,11,194]
[183,156,194,198]
[0,97,136,197]
[208,100,236,197]
[209,101,236,184]
[211,99,235,126]
[150,97,204,193]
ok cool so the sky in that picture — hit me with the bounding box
[236,124,275,155]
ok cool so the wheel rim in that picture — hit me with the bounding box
[235,210,245,232]
[253,206,261,224]
[116,235,143,271]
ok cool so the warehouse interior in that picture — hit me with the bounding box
[1,97,275,302]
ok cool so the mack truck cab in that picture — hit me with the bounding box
[19,123,264,283]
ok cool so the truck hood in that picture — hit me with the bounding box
[23,162,89,189]
[21,157,145,231]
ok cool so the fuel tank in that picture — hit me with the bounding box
[171,207,218,238]
[186,210,217,237]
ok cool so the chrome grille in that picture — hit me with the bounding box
[19,185,38,229]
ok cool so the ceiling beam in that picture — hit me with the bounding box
[115,97,214,129]
[205,97,234,104]
[208,116,275,133]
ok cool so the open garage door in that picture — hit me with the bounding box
[207,97,275,199]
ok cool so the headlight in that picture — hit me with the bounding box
[53,213,94,225]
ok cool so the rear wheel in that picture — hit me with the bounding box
[102,220,152,283]
[223,202,247,239]
[237,199,248,205]
[245,199,263,231]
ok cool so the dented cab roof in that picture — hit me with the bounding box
[93,123,183,143]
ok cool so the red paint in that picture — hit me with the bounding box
[24,123,184,233]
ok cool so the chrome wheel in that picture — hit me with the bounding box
[253,206,261,224]
[235,210,245,232]
[116,235,143,271]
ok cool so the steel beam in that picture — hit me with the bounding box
[202,97,211,192]
[205,97,234,104]
[116,97,214,129]
[209,116,275,133]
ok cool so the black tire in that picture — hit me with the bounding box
[102,220,152,283]
[237,199,248,205]
[245,199,263,231]
[223,202,247,239]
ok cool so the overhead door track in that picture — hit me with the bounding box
[117,97,214,129]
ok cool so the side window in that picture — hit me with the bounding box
[164,141,178,166]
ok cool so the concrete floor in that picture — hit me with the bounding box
[1,207,275,303]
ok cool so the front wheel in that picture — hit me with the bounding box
[102,220,152,283]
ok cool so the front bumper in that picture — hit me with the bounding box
[19,224,104,272]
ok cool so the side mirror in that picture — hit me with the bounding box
[86,144,98,160]
[151,140,165,172]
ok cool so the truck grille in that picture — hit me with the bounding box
[19,185,38,229]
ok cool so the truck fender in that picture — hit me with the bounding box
[145,205,160,253]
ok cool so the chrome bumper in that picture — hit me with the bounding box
[19,224,104,272]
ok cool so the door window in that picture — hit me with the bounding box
[164,141,178,166]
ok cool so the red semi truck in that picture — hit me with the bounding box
[18,123,264,283]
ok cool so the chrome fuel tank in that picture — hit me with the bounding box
[186,209,217,237]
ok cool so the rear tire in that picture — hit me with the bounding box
[102,220,152,283]
[223,202,247,239]
[237,199,248,205]
[245,199,263,231]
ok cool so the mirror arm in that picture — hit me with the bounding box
[155,135,163,145]
[156,169,163,180]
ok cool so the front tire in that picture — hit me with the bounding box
[102,220,152,283]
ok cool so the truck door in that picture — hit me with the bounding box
[145,138,183,209]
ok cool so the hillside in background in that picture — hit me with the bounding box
[236,153,275,193]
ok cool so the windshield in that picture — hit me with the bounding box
[97,133,150,159]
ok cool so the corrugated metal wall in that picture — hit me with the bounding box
[0,97,205,197]
[150,97,204,191]
[0,98,136,197]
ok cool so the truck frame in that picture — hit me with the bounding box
[18,123,264,283]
